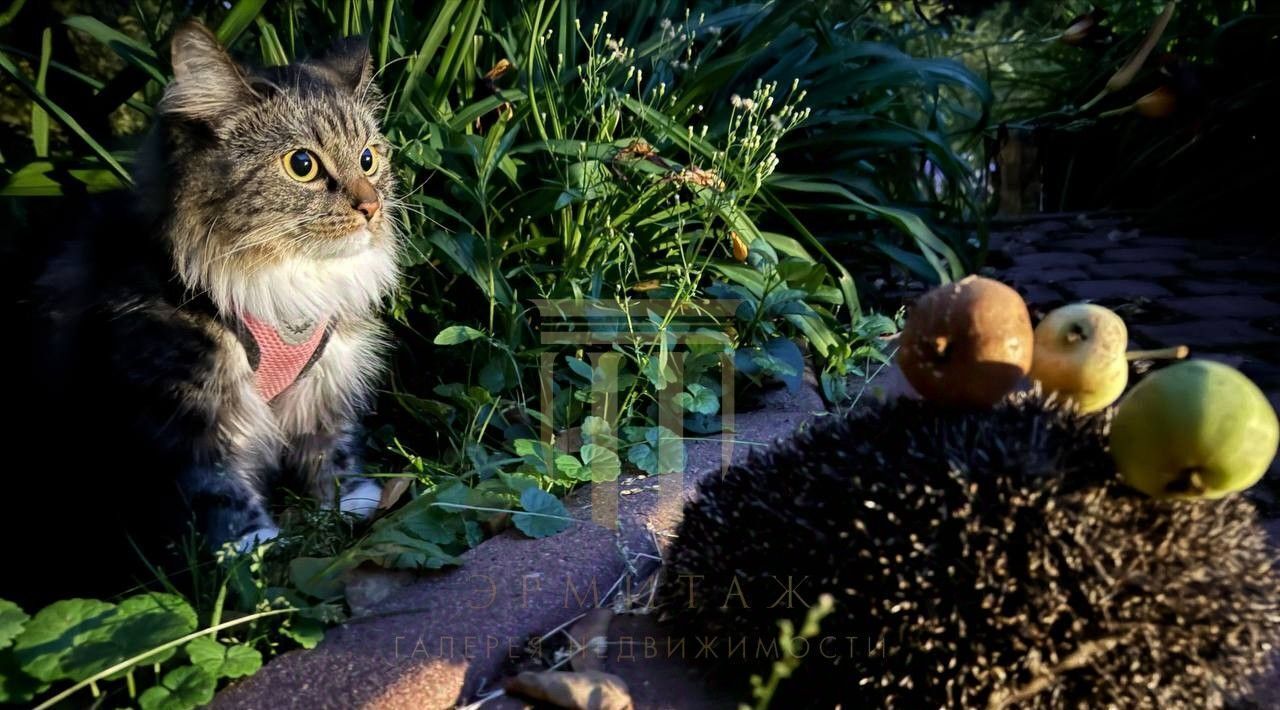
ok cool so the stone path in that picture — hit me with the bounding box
[984,214,1280,487]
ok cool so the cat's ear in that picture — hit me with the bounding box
[163,21,259,122]
[318,36,376,98]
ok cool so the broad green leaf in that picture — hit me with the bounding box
[12,598,116,682]
[1,160,125,196]
[0,650,46,704]
[399,504,465,544]
[63,593,198,680]
[0,600,26,651]
[641,350,678,390]
[478,358,506,393]
[513,487,571,539]
[184,637,261,680]
[626,426,686,475]
[581,416,614,445]
[426,231,513,305]
[280,617,325,650]
[355,524,461,570]
[674,384,719,416]
[565,356,593,381]
[464,520,485,547]
[138,665,217,710]
[289,557,346,599]
[580,443,622,483]
[554,454,586,481]
[434,325,486,345]
[499,471,540,493]
[735,338,804,391]
[514,438,554,474]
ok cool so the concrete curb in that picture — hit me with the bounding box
[212,381,827,709]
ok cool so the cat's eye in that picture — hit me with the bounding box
[283,149,320,182]
[360,146,378,175]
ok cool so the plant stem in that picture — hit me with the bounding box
[1126,345,1189,361]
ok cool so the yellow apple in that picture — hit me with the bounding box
[1111,360,1279,499]
[1030,303,1129,412]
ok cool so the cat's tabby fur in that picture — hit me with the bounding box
[30,22,400,560]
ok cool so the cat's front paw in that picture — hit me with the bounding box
[338,479,382,519]
[233,524,281,553]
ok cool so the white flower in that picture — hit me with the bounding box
[741,98,755,111]
[730,94,743,108]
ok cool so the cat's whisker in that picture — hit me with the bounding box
[216,214,328,263]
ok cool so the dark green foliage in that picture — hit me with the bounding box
[660,393,1280,707]
[933,0,1280,223]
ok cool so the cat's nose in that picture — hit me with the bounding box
[348,178,381,221]
[354,199,380,220]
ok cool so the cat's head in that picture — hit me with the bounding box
[150,21,399,325]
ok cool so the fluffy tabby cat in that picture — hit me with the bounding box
[34,21,399,554]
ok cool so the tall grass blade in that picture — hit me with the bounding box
[31,27,49,157]
[0,50,131,184]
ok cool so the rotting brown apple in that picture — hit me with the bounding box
[896,276,1033,407]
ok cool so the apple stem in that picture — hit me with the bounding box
[1166,469,1207,497]
[1126,345,1189,361]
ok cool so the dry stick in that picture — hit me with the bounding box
[1126,345,1190,361]
[985,637,1123,710]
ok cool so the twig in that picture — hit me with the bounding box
[1126,345,1189,361]
[985,637,1122,710]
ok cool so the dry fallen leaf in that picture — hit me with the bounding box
[505,670,632,710]
[378,477,413,509]
[567,608,614,672]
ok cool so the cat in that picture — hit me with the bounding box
[30,20,400,557]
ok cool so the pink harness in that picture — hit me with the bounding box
[240,313,330,401]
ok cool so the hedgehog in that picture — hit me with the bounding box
[658,392,1280,708]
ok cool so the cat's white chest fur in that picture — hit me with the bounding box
[271,320,386,435]
[213,318,386,474]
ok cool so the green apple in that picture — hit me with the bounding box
[1110,360,1279,499]
[1030,303,1129,412]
